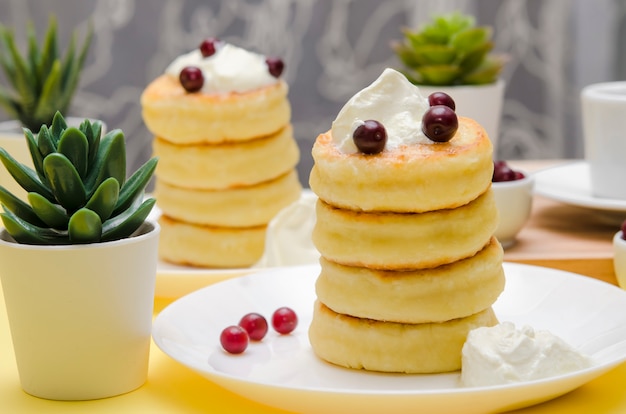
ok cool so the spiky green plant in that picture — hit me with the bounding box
[392,12,505,86]
[0,112,157,245]
[0,15,92,131]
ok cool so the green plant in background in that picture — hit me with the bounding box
[0,112,157,245]
[392,11,506,86]
[0,15,92,131]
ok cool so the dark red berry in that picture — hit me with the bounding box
[422,105,458,142]
[353,120,387,154]
[621,220,626,240]
[493,160,525,182]
[179,66,204,93]
[428,92,456,110]
[271,307,298,335]
[220,325,249,354]
[238,312,269,341]
[199,37,220,57]
[266,57,284,78]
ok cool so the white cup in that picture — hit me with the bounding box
[581,81,626,199]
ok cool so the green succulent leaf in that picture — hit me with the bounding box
[57,127,88,177]
[79,119,102,167]
[35,124,56,158]
[0,185,46,226]
[49,111,68,142]
[85,177,119,221]
[85,129,126,196]
[113,157,158,216]
[458,42,493,76]
[101,197,155,242]
[68,207,102,243]
[416,65,462,86]
[407,44,458,66]
[390,42,422,69]
[42,152,86,211]
[34,60,62,121]
[27,191,69,229]
[0,27,17,86]
[23,127,46,182]
[0,208,68,245]
[462,56,506,85]
[0,147,55,201]
[4,28,36,117]
[36,16,58,84]
[451,27,491,55]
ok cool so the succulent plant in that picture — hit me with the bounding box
[392,12,505,86]
[0,112,157,245]
[0,15,93,131]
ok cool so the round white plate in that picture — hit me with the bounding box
[152,263,626,414]
[534,161,626,212]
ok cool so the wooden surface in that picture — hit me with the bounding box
[504,160,620,285]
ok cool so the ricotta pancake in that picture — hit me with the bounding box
[141,75,290,144]
[155,170,301,227]
[158,215,266,268]
[316,237,504,323]
[312,189,498,270]
[153,125,300,190]
[309,117,493,213]
[308,301,498,374]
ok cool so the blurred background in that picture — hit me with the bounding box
[0,0,624,185]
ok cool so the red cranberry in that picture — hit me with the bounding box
[238,312,268,341]
[428,92,456,110]
[220,325,249,354]
[422,105,458,142]
[199,37,221,57]
[353,120,387,154]
[271,307,298,335]
[266,57,285,78]
[621,220,626,240]
[493,160,525,182]
[179,66,204,93]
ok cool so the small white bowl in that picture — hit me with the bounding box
[492,172,535,248]
[613,230,626,289]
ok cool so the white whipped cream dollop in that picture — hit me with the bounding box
[258,190,319,267]
[165,43,278,94]
[331,68,430,153]
[461,322,593,387]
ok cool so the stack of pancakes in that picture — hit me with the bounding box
[308,117,504,373]
[141,75,301,268]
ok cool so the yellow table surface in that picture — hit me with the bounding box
[3,160,626,413]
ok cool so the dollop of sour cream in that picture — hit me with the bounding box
[330,68,430,153]
[461,322,593,387]
[165,43,278,94]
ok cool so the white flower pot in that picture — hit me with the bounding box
[0,118,107,202]
[0,220,159,400]
[418,79,505,156]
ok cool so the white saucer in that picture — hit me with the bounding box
[534,161,626,212]
[152,263,626,414]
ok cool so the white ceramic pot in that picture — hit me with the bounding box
[0,220,159,400]
[418,79,505,156]
[0,118,106,202]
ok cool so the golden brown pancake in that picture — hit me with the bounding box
[316,237,504,323]
[153,125,300,190]
[309,301,498,373]
[141,75,291,144]
[309,117,493,213]
[154,170,302,227]
[158,215,266,268]
[312,189,498,270]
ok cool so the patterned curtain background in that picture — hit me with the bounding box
[0,0,624,185]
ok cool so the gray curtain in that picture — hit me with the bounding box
[0,0,623,186]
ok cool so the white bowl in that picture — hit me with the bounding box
[492,172,534,248]
[613,230,626,289]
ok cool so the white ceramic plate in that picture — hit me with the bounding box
[152,263,626,414]
[534,161,626,212]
